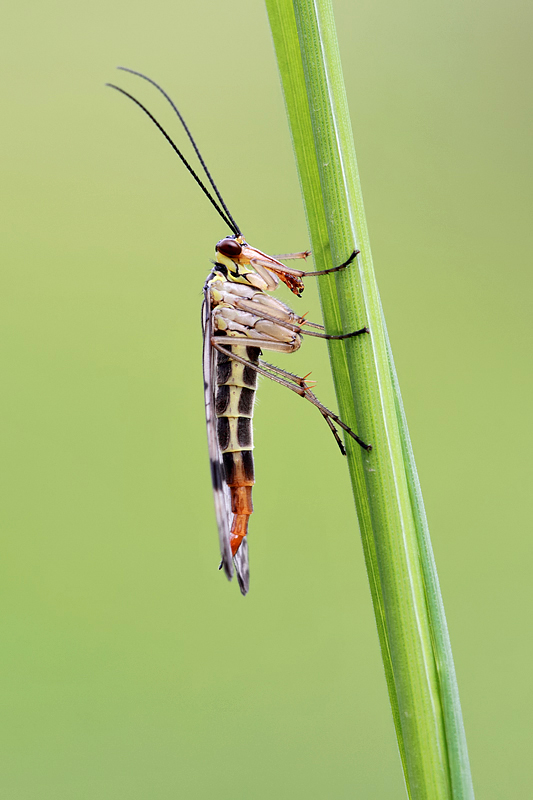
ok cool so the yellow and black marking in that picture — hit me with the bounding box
[215,342,260,556]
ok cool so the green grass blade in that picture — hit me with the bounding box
[265,1,475,797]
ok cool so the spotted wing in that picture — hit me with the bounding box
[202,284,233,582]
[233,538,249,595]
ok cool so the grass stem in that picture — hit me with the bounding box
[265,1,475,797]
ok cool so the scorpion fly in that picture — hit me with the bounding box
[107,68,371,595]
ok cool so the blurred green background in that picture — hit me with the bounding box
[1,0,531,797]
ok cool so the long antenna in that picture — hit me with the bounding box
[106,83,241,236]
[117,67,242,237]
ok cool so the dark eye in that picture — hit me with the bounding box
[216,237,242,257]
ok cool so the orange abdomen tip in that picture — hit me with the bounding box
[229,485,253,556]
[230,514,249,556]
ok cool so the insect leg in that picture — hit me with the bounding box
[272,250,311,261]
[302,249,359,277]
[268,250,359,281]
[258,360,346,453]
[320,414,348,455]
[301,326,369,341]
[268,248,358,276]
[211,339,371,452]
[229,298,368,341]
[300,320,324,330]
[258,359,315,387]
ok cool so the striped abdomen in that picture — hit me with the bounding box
[216,343,260,556]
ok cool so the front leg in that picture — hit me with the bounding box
[272,250,311,261]
[300,249,359,277]
[272,248,359,278]
[263,250,360,296]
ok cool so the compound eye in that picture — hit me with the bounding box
[216,237,242,257]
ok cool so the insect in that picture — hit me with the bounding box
[107,68,371,594]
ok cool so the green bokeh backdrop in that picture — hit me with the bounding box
[1,0,532,797]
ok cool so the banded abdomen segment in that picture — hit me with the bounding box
[216,343,260,556]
